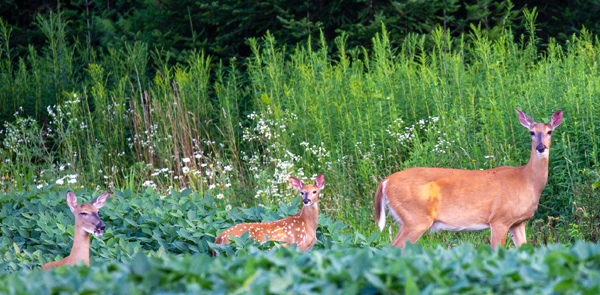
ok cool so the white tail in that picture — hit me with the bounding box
[215,174,325,252]
[42,191,109,269]
[374,108,563,249]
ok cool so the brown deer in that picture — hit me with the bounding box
[42,191,109,269]
[375,108,563,249]
[215,174,325,252]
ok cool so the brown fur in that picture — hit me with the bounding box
[215,174,325,252]
[42,191,109,269]
[375,109,563,249]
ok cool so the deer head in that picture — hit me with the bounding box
[516,108,563,158]
[66,191,108,237]
[290,174,325,206]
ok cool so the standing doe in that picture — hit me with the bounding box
[215,174,325,252]
[42,191,109,269]
[375,108,563,249]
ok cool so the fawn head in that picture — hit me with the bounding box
[66,191,109,237]
[516,108,563,158]
[290,174,325,206]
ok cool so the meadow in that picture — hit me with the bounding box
[1,11,600,293]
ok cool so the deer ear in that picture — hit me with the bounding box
[66,191,78,212]
[290,177,304,191]
[515,108,535,128]
[90,192,109,209]
[315,174,325,189]
[549,109,563,129]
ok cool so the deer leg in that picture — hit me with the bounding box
[391,219,433,248]
[490,223,510,249]
[509,222,527,247]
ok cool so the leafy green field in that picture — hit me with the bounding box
[3,242,600,294]
[1,189,600,294]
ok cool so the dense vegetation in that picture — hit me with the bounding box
[2,189,600,293]
[3,243,600,293]
[1,2,600,293]
[1,9,599,238]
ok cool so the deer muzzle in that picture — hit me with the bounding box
[536,143,547,153]
[94,220,106,237]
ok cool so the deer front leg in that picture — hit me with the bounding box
[509,222,527,247]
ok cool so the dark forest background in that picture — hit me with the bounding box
[2,0,600,62]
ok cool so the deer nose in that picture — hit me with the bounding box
[98,222,106,231]
[536,144,547,153]
[303,199,311,205]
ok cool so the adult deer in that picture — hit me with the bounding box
[375,108,563,249]
[42,191,109,269]
[215,174,325,252]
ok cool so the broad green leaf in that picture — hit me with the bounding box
[405,276,419,295]
[130,252,151,275]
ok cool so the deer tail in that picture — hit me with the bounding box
[374,179,388,232]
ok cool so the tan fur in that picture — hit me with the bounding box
[375,109,563,249]
[42,191,109,269]
[215,174,324,252]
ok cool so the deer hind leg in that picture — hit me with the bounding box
[490,223,510,249]
[509,222,527,247]
[391,218,434,248]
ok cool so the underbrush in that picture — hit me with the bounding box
[0,184,598,293]
[2,239,600,294]
[1,188,597,271]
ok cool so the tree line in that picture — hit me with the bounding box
[1,0,600,62]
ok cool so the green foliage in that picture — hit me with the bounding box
[0,11,600,291]
[2,240,600,293]
[1,187,599,292]
[0,188,351,271]
[1,3,600,293]
[1,12,600,245]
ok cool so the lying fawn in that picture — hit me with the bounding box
[215,174,325,252]
[42,191,109,269]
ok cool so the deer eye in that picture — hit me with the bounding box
[80,212,88,216]
[547,131,552,135]
[312,190,317,194]
[529,131,535,136]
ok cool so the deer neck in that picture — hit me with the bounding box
[69,222,91,266]
[524,144,550,196]
[297,202,319,230]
